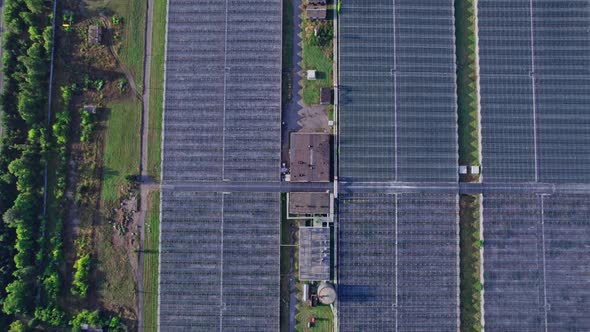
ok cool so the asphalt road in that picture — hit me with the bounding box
[159,180,590,196]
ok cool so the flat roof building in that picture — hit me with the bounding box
[290,133,330,182]
[307,6,327,20]
[289,192,330,215]
[299,227,331,281]
[320,87,332,105]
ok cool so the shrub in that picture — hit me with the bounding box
[71,253,90,298]
[70,310,103,332]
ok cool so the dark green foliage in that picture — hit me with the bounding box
[8,320,27,332]
[70,310,102,332]
[52,110,70,146]
[309,24,333,48]
[71,254,90,298]
[0,0,64,328]
[80,109,95,142]
[69,310,125,332]
[459,195,483,332]
[2,279,32,315]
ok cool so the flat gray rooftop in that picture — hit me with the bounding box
[162,0,282,183]
[159,190,280,331]
[337,193,459,331]
[483,194,590,331]
[479,0,590,183]
[158,0,282,330]
[299,227,331,281]
[338,0,458,183]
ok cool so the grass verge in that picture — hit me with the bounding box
[295,298,333,332]
[455,0,480,167]
[143,191,160,332]
[459,194,483,332]
[85,0,147,89]
[280,194,295,331]
[96,223,137,312]
[101,99,141,203]
[301,16,333,105]
[147,0,168,180]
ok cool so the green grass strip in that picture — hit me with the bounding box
[101,100,141,203]
[455,0,481,165]
[147,0,168,180]
[143,191,161,332]
[460,194,483,332]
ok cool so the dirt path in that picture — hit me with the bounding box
[137,0,156,328]
[100,16,141,101]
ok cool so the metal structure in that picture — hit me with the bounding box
[479,0,590,183]
[483,194,590,330]
[299,227,331,281]
[158,0,282,330]
[159,191,280,330]
[337,193,459,331]
[336,1,460,330]
[317,282,337,305]
[338,0,458,182]
[162,0,282,183]
[477,1,590,330]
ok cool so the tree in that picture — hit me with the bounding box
[8,320,27,332]
[70,310,103,332]
[3,279,32,314]
[24,0,44,14]
[71,254,90,298]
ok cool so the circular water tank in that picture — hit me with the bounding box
[317,282,337,305]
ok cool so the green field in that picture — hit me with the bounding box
[301,15,333,106]
[460,194,483,332]
[85,0,147,90]
[295,303,333,332]
[147,0,168,180]
[143,191,161,332]
[101,99,141,203]
[96,223,137,311]
[301,38,333,105]
[455,0,480,166]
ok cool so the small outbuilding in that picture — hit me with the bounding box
[307,6,327,20]
[470,165,480,175]
[459,165,468,175]
[317,282,337,305]
[320,87,332,105]
[88,25,103,45]
[307,70,317,80]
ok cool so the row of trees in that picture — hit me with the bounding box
[0,0,62,328]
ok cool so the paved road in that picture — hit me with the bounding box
[137,0,156,328]
[160,180,590,196]
[162,181,333,193]
[341,181,590,195]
